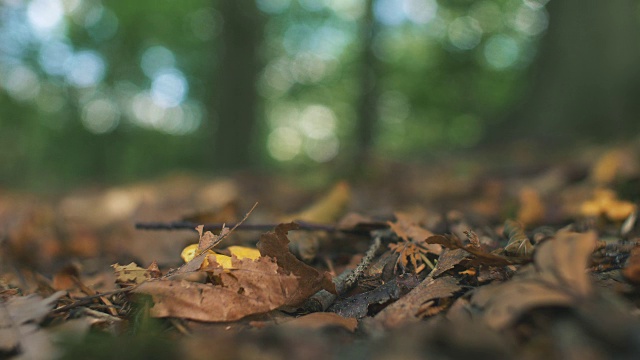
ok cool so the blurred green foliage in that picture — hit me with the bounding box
[0,0,587,189]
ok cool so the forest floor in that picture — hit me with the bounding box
[2,142,640,360]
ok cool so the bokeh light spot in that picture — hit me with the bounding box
[150,68,188,108]
[38,40,73,76]
[448,16,483,50]
[513,5,548,36]
[140,45,176,78]
[304,135,339,162]
[299,105,336,140]
[27,0,64,33]
[267,126,302,161]
[64,51,106,88]
[375,0,406,26]
[484,34,520,70]
[81,98,120,134]
[3,65,40,101]
[403,0,438,25]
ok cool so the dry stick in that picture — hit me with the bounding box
[303,231,383,312]
[53,287,132,313]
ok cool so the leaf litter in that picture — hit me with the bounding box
[3,145,640,359]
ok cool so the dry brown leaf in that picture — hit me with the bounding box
[472,279,575,329]
[470,230,597,329]
[430,248,469,278]
[373,275,461,329]
[257,223,336,305]
[134,256,299,322]
[535,230,596,296]
[389,212,433,242]
[425,235,514,266]
[280,312,358,332]
[329,274,420,319]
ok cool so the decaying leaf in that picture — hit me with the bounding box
[470,230,597,329]
[328,274,420,319]
[134,256,299,322]
[373,275,461,329]
[257,223,336,305]
[430,248,469,278]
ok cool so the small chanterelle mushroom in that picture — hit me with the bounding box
[180,244,261,269]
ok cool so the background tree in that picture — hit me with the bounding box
[499,0,640,143]
[213,1,264,170]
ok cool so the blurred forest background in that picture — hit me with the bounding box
[1,0,639,190]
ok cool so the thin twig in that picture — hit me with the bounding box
[301,231,383,313]
[162,203,258,279]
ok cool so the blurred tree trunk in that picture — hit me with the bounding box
[213,1,263,170]
[354,0,379,167]
[500,0,640,143]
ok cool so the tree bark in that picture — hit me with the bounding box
[354,0,380,167]
[213,1,264,170]
[498,0,640,144]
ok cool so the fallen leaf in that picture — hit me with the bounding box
[430,248,470,278]
[257,223,336,305]
[134,256,299,322]
[328,274,420,319]
[373,275,461,329]
[470,230,597,329]
[535,230,596,296]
